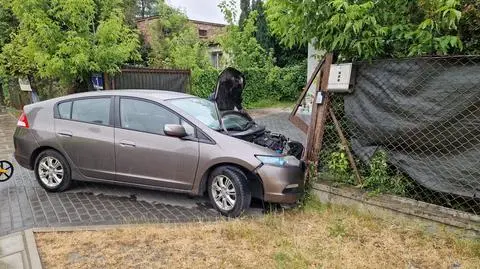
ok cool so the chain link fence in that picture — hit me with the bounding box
[317,56,480,215]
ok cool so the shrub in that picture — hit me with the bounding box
[190,63,306,107]
[190,69,218,98]
[362,150,413,195]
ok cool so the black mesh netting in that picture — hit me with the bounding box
[320,56,480,214]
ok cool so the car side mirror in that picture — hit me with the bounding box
[164,124,188,138]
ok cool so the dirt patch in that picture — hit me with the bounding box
[35,200,480,269]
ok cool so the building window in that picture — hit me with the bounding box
[199,29,208,37]
[210,51,223,69]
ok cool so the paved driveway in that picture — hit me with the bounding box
[0,109,305,236]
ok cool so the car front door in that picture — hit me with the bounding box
[114,97,199,190]
[54,97,115,180]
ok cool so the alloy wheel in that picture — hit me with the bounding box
[211,175,237,211]
[38,156,64,188]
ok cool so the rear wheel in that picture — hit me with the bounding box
[208,166,251,217]
[34,150,72,192]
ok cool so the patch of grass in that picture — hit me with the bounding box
[246,99,295,109]
[36,200,480,269]
[274,250,310,269]
[328,219,348,238]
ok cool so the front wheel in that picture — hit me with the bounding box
[208,166,251,218]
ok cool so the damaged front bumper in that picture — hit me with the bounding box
[254,161,306,204]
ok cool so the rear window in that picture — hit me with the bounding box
[58,102,72,119]
[71,98,111,126]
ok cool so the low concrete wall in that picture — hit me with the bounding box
[313,182,480,237]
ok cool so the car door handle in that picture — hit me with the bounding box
[119,140,136,147]
[57,131,73,137]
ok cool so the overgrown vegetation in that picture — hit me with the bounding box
[362,151,413,196]
[191,64,306,107]
[319,143,414,196]
[148,0,211,72]
[0,0,140,83]
[326,145,354,184]
[266,0,480,61]
[0,0,141,106]
[188,1,307,107]
[0,0,307,109]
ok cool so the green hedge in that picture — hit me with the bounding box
[190,64,307,107]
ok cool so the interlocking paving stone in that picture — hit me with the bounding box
[0,110,303,235]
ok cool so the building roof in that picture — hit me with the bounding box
[135,16,226,28]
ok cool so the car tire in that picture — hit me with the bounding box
[208,166,251,218]
[34,149,72,192]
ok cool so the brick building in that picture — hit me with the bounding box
[136,16,226,68]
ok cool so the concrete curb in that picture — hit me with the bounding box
[23,230,42,269]
[31,220,226,233]
[32,223,164,233]
[313,182,480,237]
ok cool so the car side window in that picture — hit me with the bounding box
[58,101,72,119]
[71,98,111,126]
[120,98,182,135]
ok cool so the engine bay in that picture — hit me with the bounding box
[220,111,304,159]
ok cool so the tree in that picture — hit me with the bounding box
[251,0,274,51]
[218,0,238,25]
[123,0,158,25]
[251,0,306,67]
[0,3,17,52]
[123,0,139,26]
[0,0,140,84]
[148,0,210,71]
[459,0,480,54]
[238,0,251,27]
[219,10,274,69]
[138,0,158,18]
[266,0,463,60]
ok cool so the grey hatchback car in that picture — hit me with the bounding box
[14,90,305,217]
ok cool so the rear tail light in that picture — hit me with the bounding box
[17,111,29,128]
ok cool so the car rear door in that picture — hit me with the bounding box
[54,97,115,180]
[114,96,199,190]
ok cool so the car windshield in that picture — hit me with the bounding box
[170,98,221,130]
[222,113,251,131]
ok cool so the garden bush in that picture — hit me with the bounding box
[190,63,306,107]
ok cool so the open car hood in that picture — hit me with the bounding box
[213,67,246,100]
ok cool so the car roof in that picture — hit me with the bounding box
[54,89,194,101]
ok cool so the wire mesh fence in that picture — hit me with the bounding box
[317,56,480,215]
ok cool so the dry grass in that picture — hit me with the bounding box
[36,200,480,269]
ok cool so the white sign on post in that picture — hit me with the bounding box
[18,78,33,92]
[327,63,353,93]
